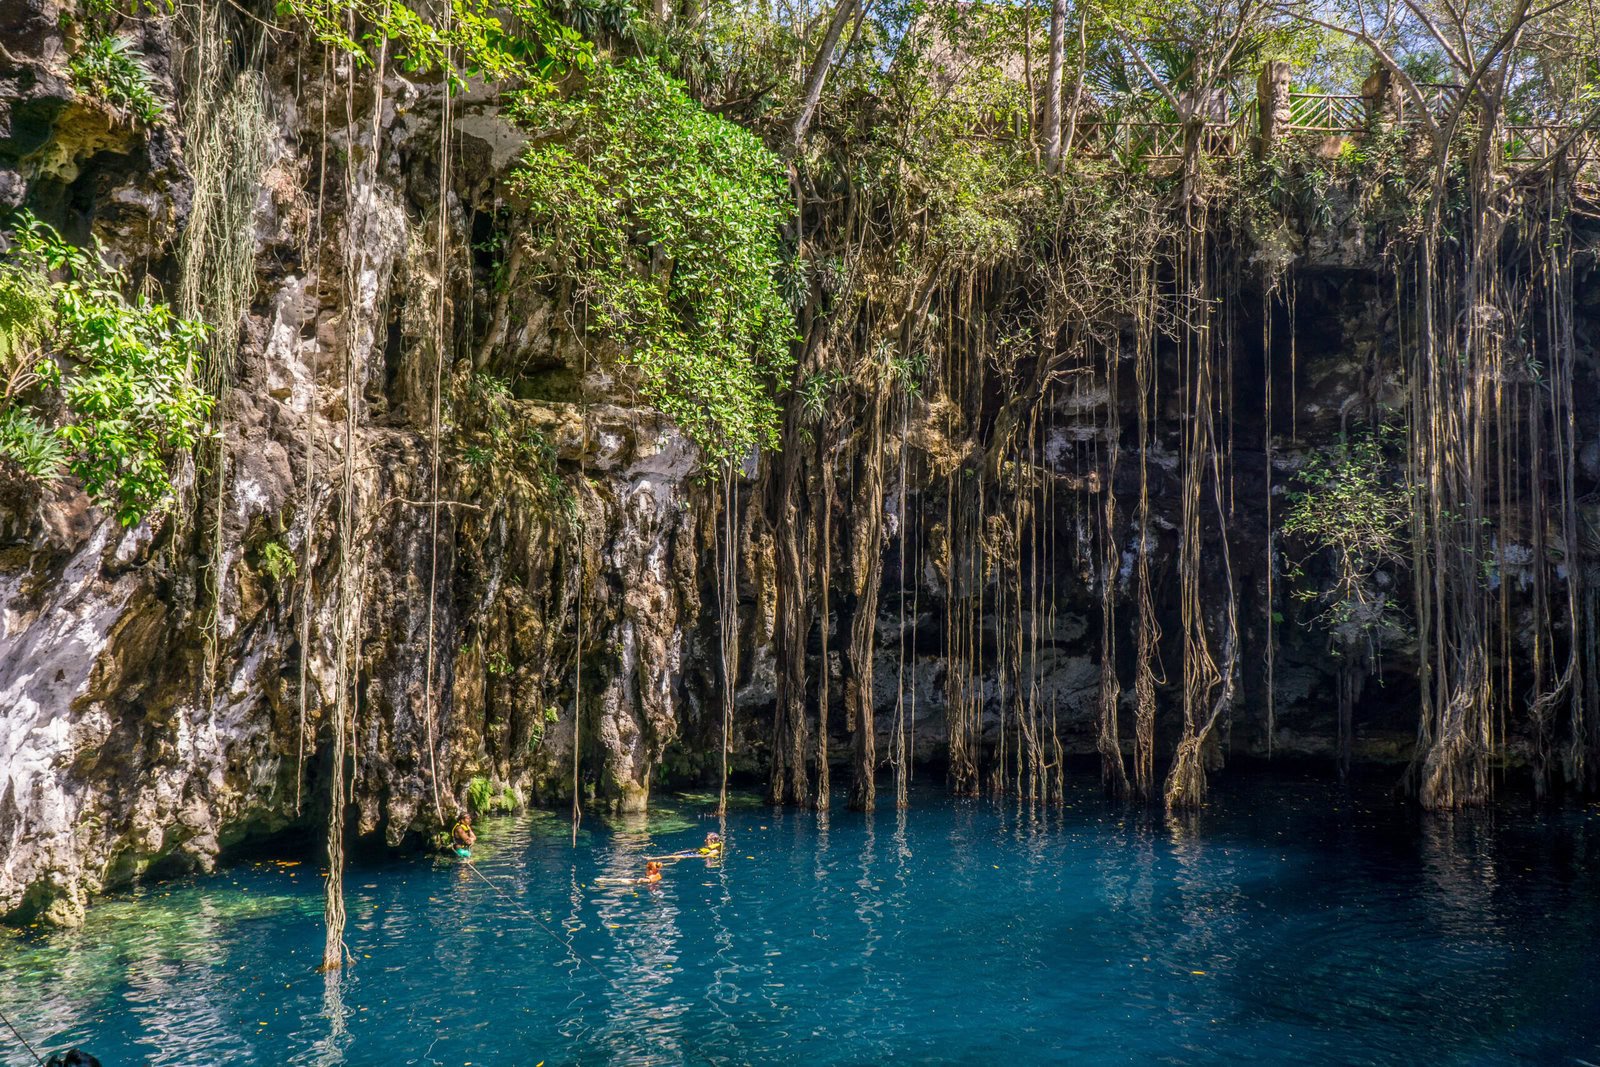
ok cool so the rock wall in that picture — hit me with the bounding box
[0,4,720,923]
[3,0,1598,924]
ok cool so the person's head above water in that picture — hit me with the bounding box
[45,1052,102,1067]
[646,861,662,875]
[704,832,721,846]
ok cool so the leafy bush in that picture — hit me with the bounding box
[70,34,164,124]
[1,214,212,525]
[508,59,795,463]
[466,774,520,814]
[1282,427,1410,647]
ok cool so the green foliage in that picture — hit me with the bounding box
[70,33,164,124]
[526,704,560,751]
[466,775,494,815]
[466,774,520,813]
[258,540,298,585]
[1282,427,1410,647]
[889,350,926,398]
[1,214,212,525]
[0,409,68,480]
[548,0,637,45]
[0,264,51,367]
[0,258,55,416]
[458,371,575,518]
[797,369,843,425]
[275,0,588,88]
[508,59,795,463]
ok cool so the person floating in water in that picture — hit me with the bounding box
[594,860,664,888]
[451,811,476,858]
[650,832,726,863]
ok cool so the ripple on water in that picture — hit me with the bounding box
[3,782,1600,1066]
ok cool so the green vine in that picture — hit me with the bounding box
[274,0,588,86]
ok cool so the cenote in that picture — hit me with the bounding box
[9,0,1600,1062]
[5,778,1599,1065]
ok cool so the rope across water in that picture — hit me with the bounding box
[0,1005,44,1066]
[459,858,623,994]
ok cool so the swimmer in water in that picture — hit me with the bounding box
[654,832,724,862]
[593,860,664,888]
[451,811,476,858]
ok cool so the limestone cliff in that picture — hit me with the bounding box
[3,0,1598,925]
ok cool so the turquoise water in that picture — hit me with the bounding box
[4,776,1600,1066]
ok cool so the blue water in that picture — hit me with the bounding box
[4,777,1600,1066]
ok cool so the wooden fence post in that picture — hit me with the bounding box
[1361,63,1401,132]
[1257,60,1291,156]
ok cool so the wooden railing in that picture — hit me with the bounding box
[1071,79,1596,172]
[1288,92,1365,133]
[1081,109,1255,165]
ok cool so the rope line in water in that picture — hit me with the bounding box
[460,858,622,993]
[0,1005,44,1066]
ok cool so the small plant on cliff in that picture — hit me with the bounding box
[508,59,795,464]
[1282,426,1410,650]
[526,704,560,751]
[466,775,519,814]
[258,539,298,585]
[70,33,164,125]
[466,775,494,815]
[456,372,576,519]
[0,213,212,524]
[0,409,68,480]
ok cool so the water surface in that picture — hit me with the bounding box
[4,776,1599,1065]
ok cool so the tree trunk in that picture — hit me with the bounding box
[815,434,836,811]
[1042,0,1067,172]
[792,0,860,145]
[768,442,812,806]
[847,393,887,811]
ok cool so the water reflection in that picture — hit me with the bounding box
[3,783,1599,1066]
[308,966,349,1066]
[592,812,686,1064]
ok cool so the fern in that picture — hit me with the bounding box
[70,34,165,125]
